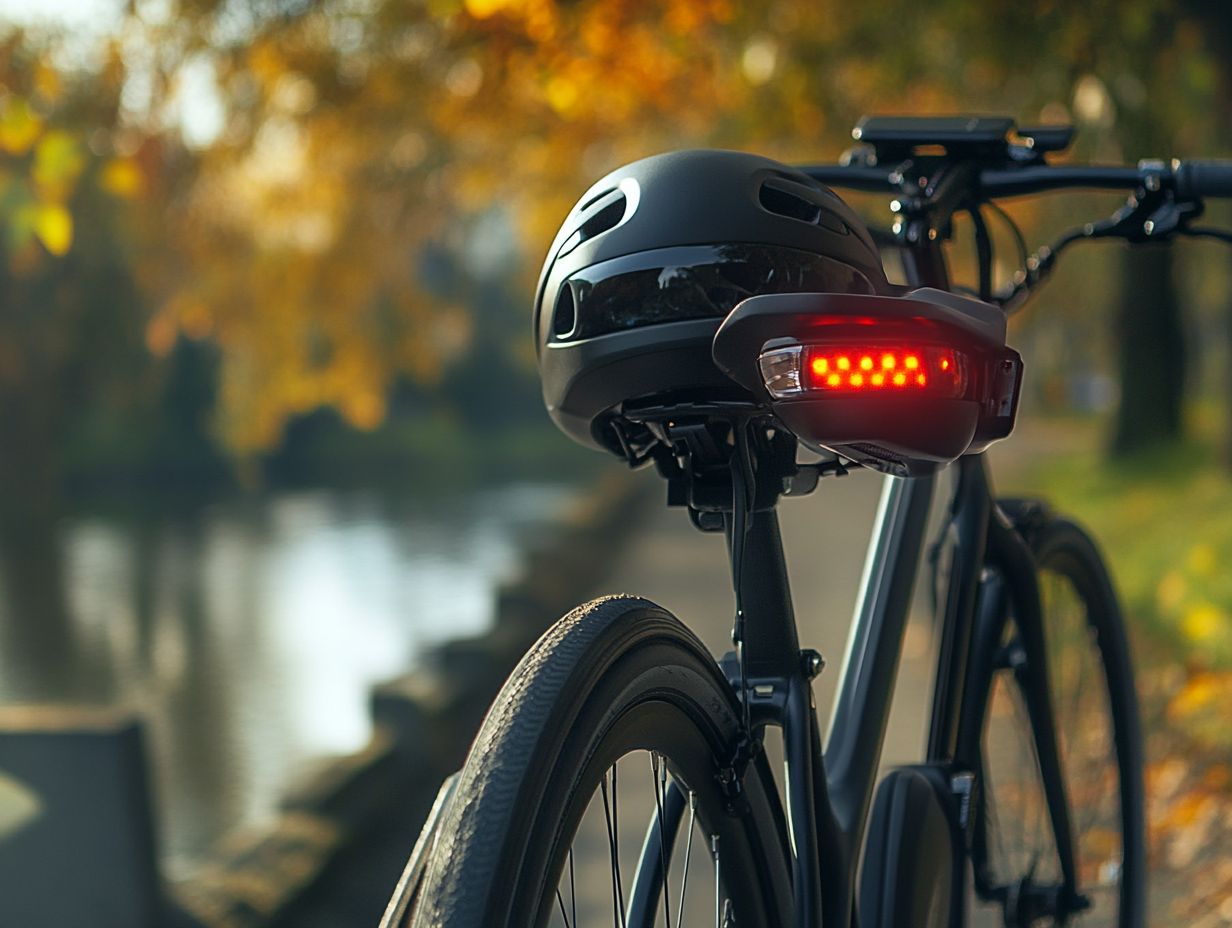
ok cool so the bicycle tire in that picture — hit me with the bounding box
[408,594,794,928]
[970,513,1146,928]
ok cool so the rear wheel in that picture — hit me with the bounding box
[408,595,793,928]
[970,514,1145,928]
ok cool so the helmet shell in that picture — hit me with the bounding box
[535,149,890,453]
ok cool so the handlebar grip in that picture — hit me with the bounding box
[1174,160,1232,199]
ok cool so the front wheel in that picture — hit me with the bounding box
[408,595,794,928]
[969,513,1146,928]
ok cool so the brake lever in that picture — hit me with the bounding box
[1101,187,1203,243]
[995,180,1205,312]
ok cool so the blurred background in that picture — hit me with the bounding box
[1,0,1232,924]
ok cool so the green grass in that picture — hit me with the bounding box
[1005,427,1232,671]
[998,420,1232,912]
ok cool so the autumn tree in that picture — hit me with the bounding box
[4,0,1229,475]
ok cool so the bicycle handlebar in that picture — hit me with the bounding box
[802,155,1232,312]
[801,160,1232,201]
[1174,160,1232,199]
[978,166,1144,198]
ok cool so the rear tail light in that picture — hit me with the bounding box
[759,345,967,398]
[712,289,1024,476]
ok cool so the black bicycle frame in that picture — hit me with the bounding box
[625,230,1076,928]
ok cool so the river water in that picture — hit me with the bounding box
[0,482,576,877]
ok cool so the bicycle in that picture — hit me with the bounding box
[383,115,1232,928]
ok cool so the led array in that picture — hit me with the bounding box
[804,346,965,397]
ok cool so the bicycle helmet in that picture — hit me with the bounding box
[534,149,891,455]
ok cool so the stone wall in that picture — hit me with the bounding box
[169,469,655,927]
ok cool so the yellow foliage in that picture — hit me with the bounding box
[32,204,72,256]
[1186,543,1217,578]
[179,300,215,341]
[1182,603,1224,643]
[145,312,178,357]
[100,158,145,199]
[1157,570,1186,613]
[31,131,85,200]
[342,391,386,431]
[29,0,1214,457]
[32,61,60,104]
[545,75,579,115]
[0,97,41,155]
[1167,671,1232,719]
[464,0,515,18]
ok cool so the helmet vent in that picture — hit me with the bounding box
[552,283,577,339]
[557,190,628,258]
[759,179,823,225]
[579,187,617,211]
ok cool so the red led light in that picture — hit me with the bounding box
[804,345,965,397]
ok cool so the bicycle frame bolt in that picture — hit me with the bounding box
[801,648,825,679]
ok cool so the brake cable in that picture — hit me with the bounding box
[991,185,1224,313]
[1182,226,1232,245]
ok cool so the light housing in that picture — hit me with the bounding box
[713,289,1023,476]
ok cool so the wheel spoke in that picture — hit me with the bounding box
[613,760,626,921]
[600,770,628,928]
[650,752,673,928]
[569,847,577,928]
[676,790,696,928]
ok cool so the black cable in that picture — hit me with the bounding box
[996,224,1094,314]
[969,206,994,302]
[1184,226,1232,245]
[986,200,1029,266]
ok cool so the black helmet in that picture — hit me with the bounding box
[534,149,890,455]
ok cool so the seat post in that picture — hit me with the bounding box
[723,507,802,679]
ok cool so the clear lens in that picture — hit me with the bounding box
[758,346,804,398]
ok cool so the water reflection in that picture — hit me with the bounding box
[0,483,573,876]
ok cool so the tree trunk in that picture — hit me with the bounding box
[1111,243,1185,455]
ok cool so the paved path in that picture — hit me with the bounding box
[560,466,947,925]
[586,465,939,768]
